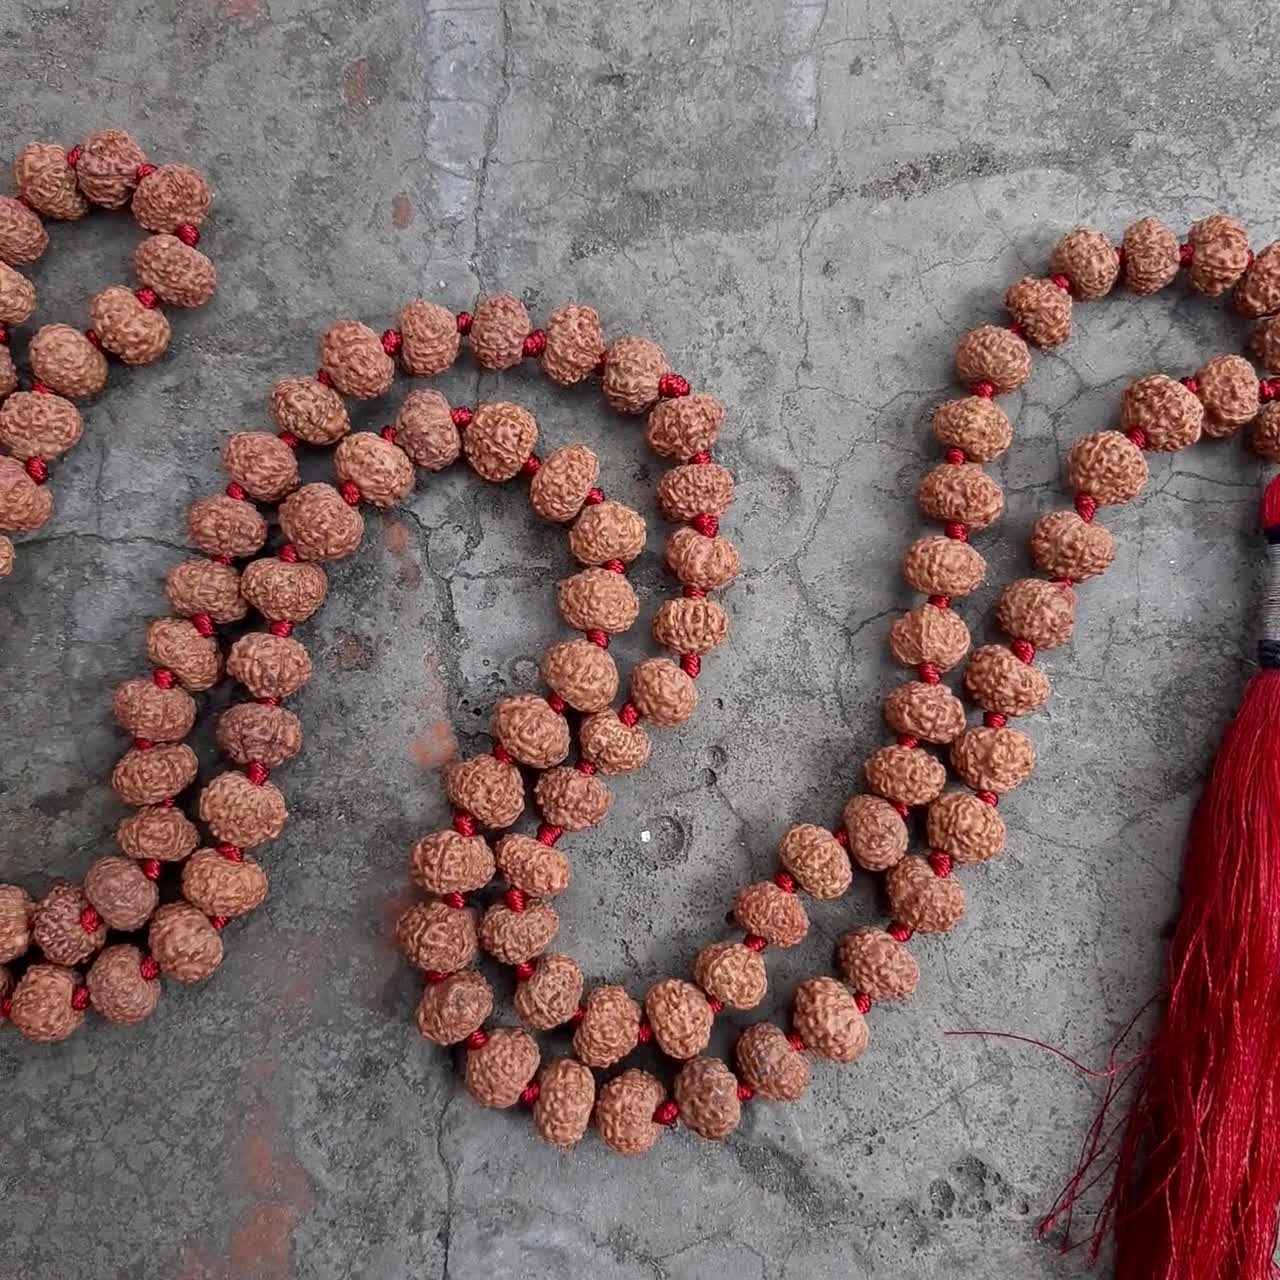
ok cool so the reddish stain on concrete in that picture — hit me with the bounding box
[384,519,409,554]
[398,560,423,589]
[391,193,414,228]
[333,630,373,671]
[412,719,457,769]
[216,0,259,21]
[343,59,371,110]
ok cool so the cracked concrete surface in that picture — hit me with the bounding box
[1,1,1275,1276]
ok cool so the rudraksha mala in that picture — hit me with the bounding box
[3,216,1280,1169]
[0,129,216,578]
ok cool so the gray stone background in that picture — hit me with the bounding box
[1,1,1273,1276]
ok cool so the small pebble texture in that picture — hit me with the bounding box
[0,2,1272,1277]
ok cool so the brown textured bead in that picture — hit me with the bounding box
[541,638,619,713]
[954,326,1031,393]
[270,377,350,445]
[279,483,365,561]
[0,260,36,324]
[594,1069,666,1155]
[647,393,723,460]
[1031,510,1115,581]
[653,598,728,656]
[9,964,83,1042]
[733,882,808,947]
[393,390,460,471]
[932,397,1012,463]
[146,617,221,691]
[0,536,10,577]
[29,324,108,398]
[778,823,852,899]
[665,526,740,591]
[222,433,299,502]
[398,300,460,376]
[630,656,696,726]
[951,726,1036,794]
[166,558,246,623]
[645,978,714,1060]
[186,494,268,561]
[1251,403,1280,463]
[602,336,668,414]
[694,941,767,1010]
[996,578,1076,649]
[886,856,966,933]
[1049,227,1119,300]
[492,695,570,769]
[33,882,106,965]
[515,952,584,1031]
[1187,214,1250,297]
[319,320,394,399]
[0,391,82,460]
[148,902,223,983]
[83,855,158,926]
[793,977,868,1063]
[479,901,559,965]
[0,885,32,963]
[865,743,946,807]
[1235,242,1280,318]
[89,286,170,364]
[239,558,327,623]
[902,535,986,597]
[842,793,908,871]
[1064,432,1146,506]
[542,304,604,386]
[1196,354,1260,437]
[198,770,288,848]
[884,682,966,744]
[409,830,495,896]
[532,1057,595,1147]
[116,804,199,862]
[0,195,49,264]
[133,234,217,307]
[445,753,525,827]
[215,702,303,769]
[181,848,268,918]
[656,463,735,522]
[131,164,211,232]
[0,460,50,529]
[535,767,610,831]
[74,130,147,206]
[965,645,1050,717]
[557,568,640,634]
[573,984,641,1068]
[111,676,196,742]
[1121,218,1180,296]
[0,965,10,1001]
[335,432,415,507]
[1119,374,1203,452]
[463,401,538,482]
[928,790,1008,865]
[1005,277,1072,348]
[87,945,159,1026]
[15,142,88,219]
[836,928,919,1001]
[0,345,13,399]
[464,1027,537,1108]
[1252,317,1280,374]
[568,500,647,565]
[495,833,571,898]
[735,1023,810,1101]
[888,604,970,671]
[529,445,599,522]
[397,899,477,974]
[469,294,530,370]
[112,743,198,806]
[579,710,651,775]
[675,1057,741,1140]
[919,462,1004,529]
[416,969,492,1045]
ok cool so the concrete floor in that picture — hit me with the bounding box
[1,1,1275,1276]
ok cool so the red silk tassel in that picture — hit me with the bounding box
[1103,475,1280,1280]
